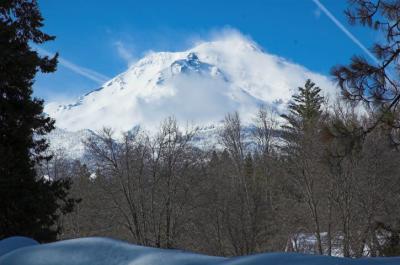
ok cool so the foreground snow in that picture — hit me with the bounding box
[0,236,38,257]
[0,237,399,265]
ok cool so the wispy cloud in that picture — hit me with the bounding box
[113,41,136,66]
[32,45,111,84]
[312,0,379,64]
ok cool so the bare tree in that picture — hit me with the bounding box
[84,118,200,249]
[216,112,272,255]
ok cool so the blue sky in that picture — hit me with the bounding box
[34,0,380,102]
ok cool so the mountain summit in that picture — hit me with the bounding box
[45,34,334,133]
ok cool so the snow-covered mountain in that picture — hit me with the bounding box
[44,33,336,157]
[45,34,335,132]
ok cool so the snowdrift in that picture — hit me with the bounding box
[0,237,399,265]
[0,237,223,265]
[0,236,38,257]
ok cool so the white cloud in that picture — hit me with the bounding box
[113,41,137,66]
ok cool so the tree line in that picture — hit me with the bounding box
[40,80,400,257]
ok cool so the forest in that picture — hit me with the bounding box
[39,80,400,257]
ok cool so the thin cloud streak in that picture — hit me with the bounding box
[33,45,111,84]
[114,41,136,66]
[312,0,380,64]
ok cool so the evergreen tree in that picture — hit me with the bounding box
[280,79,325,255]
[0,0,75,242]
[281,79,324,148]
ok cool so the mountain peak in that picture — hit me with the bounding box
[191,34,262,55]
[45,35,335,133]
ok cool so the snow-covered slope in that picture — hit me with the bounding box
[0,237,399,265]
[45,128,97,158]
[0,236,38,257]
[0,237,224,265]
[45,33,336,134]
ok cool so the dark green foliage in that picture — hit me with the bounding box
[280,79,324,152]
[289,79,323,121]
[281,79,324,129]
[324,107,365,157]
[0,0,75,242]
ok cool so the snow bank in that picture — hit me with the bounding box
[0,236,38,257]
[0,237,224,265]
[0,237,399,265]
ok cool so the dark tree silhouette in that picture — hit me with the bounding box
[0,0,76,242]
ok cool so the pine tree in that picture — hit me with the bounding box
[331,0,400,144]
[280,79,325,255]
[0,0,75,242]
[282,79,324,129]
[281,79,324,149]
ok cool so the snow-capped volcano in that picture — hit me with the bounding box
[45,33,335,133]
